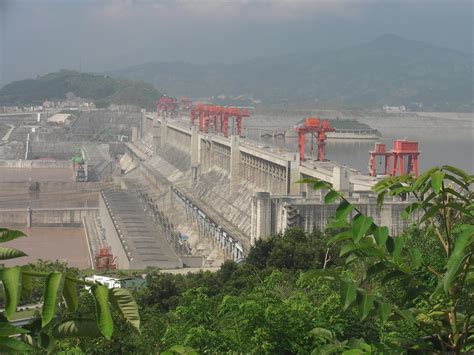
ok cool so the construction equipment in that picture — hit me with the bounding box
[391,139,420,176]
[369,139,420,177]
[157,95,178,117]
[368,143,392,176]
[178,97,193,112]
[72,155,86,182]
[94,246,118,270]
[225,106,250,137]
[295,118,336,162]
[190,104,250,137]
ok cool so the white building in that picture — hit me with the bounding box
[383,105,406,113]
[84,275,122,290]
[47,113,71,124]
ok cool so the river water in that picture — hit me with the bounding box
[251,113,473,174]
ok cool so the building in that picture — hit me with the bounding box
[47,113,72,124]
[383,105,406,113]
[84,275,146,290]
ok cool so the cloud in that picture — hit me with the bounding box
[1,0,471,84]
[86,0,366,23]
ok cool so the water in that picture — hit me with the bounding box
[254,123,473,174]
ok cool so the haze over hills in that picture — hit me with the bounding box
[110,34,473,111]
[0,70,162,110]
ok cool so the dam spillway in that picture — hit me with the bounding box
[115,112,418,262]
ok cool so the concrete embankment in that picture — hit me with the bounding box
[145,143,254,243]
[0,162,74,183]
[122,142,244,261]
[0,159,73,169]
[0,207,98,227]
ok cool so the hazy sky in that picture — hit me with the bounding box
[0,0,472,86]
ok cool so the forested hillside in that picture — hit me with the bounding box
[0,70,161,110]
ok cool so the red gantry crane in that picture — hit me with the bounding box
[178,97,193,112]
[224,107,250,137]
[295,118,336,162]
[369,143,392,176]
[369,139,420,177]
[391,139,420,176]
[190,104,250,137]
[157,95,178,117]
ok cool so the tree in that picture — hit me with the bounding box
[0,227,140,353]
[247,228,337,270]
[301,165,473,353]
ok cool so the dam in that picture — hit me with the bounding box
[0,108,418,269]
[114,110,417,263]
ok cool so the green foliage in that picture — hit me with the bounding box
[0,227,141,353]
[53,320,101,339]
[340,281,357,310]
[246,228,340,270]
[109,288,140,332]
[305,165,473,353]
[0,266,21,319]
[155,272,378,354]
[62,277,79,312]
[66,229,378,354]
[92,285,114,340]
[162,344,198,355]
[41,272,63,327]
[0,70,162,110]
[62,165,471,354]
[0,166,467,353]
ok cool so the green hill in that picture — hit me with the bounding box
[0,70,162,110]
[110,34,473,111]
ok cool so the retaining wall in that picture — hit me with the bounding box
[0,208,98,227]
[0,181,105,192]
[28,141,84,159]
[0,160,72,169]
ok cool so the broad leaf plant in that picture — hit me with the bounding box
[301,165,473,353]
[0,227,140,353]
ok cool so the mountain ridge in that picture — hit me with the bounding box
[0,70,162,110]
[110,34,473,111]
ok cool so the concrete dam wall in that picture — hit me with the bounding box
[121,113,418,259]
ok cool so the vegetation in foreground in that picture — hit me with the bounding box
[0,229,140,353]
[0,165,472,354]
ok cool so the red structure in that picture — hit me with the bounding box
[157,96,178,117]
[94,247,118,270]
[369,140,420,177]
[391,140,420,176]
[190,104,250,137]
[369,143,392,176]
[190,103,209,131]
[179,97,193,112]
[295,118,336,161]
